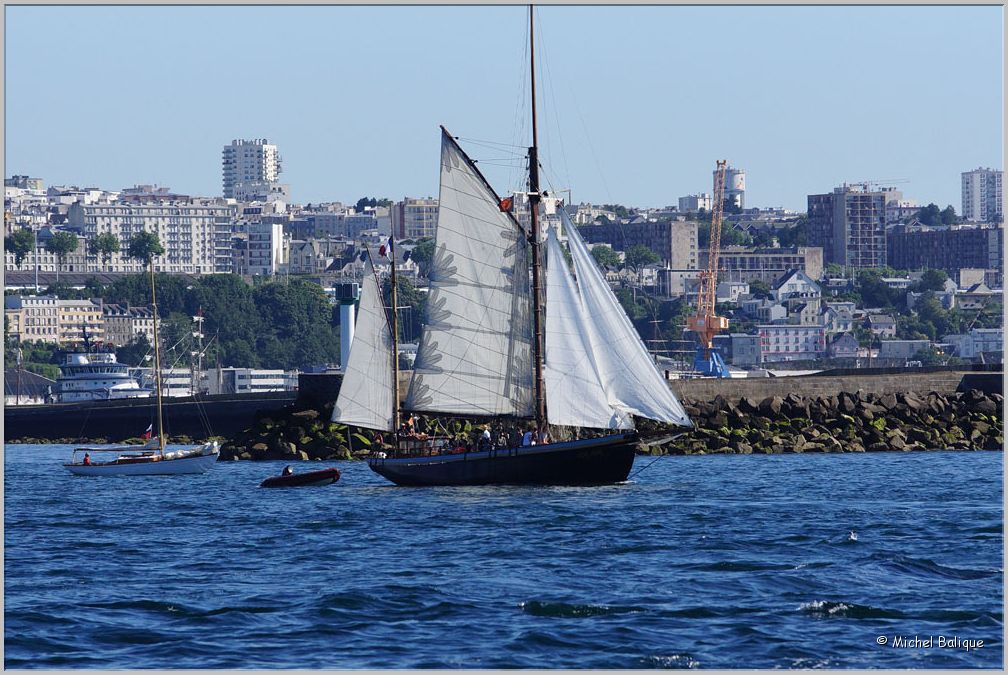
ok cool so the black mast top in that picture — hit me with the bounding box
[527,4,547,430]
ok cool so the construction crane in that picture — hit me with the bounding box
[687,159,731,377]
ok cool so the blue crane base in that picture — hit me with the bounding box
[693,347,730,378]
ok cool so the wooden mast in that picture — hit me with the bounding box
[149,258,166,456]
[528,4,547,430]
[388,234,402,448]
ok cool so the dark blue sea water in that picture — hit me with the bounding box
[4,444,1003,669]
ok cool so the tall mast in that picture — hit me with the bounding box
[528,4,547,430]
[149,259,166,456]
[388,236,402,440]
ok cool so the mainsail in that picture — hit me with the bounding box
[332,256,396,432]
[404,128,534,418]
[544,227,633,429]
[561,210,693,428]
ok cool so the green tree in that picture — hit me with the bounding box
[45,231,78,282]
[777,216,808,248]
[115,333,152,367]
[698,220,752,249]
[355,196,393,212]
[590,244,621,269]
[127,231,165,265]
[624,245,659,276]
[940,205,957,225]
[88,232,121,267]
[914,203,942,226]
[916,268,949,292]
[5,228,35,269]
[602,204,629,219]
[748,279,772,300]
[409,238,436,277]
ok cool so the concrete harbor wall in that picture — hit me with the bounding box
[671,370,989,403]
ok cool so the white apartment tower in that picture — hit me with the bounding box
[961,167,1003,223]
[222,139,282,199]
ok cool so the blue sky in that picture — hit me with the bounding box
[4,5,1003,211]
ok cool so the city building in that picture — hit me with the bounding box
[827,332,860,359]
[102,304,155,347]
[5,175,44,192]
[807,183,901,268]
[391,197,439,239]
[204,367,299,394]
[706,246,824,284]
[887,223,1003,276]
[57,299,105,345]
[4,295,59,342]
[67,198,235,274]
[758,324,826,362]
[678,193,712,213]
[942,328,1004,359]
[579,220,698,269]
[222,139,282,200]
[961,167,1003,223]
[866,314,897,338]
[712,333,762,366]
[234,221,285,276]
[878,339,932,361]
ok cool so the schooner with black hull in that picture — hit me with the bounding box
[333,8,691,486]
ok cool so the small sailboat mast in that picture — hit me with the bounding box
[387,237,402,439]
[527,4,547,430]
[149,259,166,456]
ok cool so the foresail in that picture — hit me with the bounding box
[563,211,692,427]
[332,258,395,432]
[544,228,633,429]
[404,128,535,417]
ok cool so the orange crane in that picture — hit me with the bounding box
[686,159,730,376]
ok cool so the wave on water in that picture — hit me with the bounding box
[880,554,1000,581]
[518,600,646,618]
[640,653,700,668]
[799,600,901,620]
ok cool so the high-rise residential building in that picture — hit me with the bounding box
[718,166,746,209]
[5,175,44,192]
[702,245,824,284]
[887,223,1003,275]
[67,198,235,274]
[961,167,1003,223]
[807,183,887,269]
[222,139,283,199]
[391,197,439,239]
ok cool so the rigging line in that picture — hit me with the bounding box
[536,10,572,198]
[456,137,526,149]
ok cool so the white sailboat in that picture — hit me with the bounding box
[64,259,218,476]
[332,8,691,486]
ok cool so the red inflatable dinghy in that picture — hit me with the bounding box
[260,467,341,488]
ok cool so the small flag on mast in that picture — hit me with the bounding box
[378,237,392,258]
[140,424,153,440]
[499,197,514,213]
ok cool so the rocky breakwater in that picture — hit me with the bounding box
[217,400,476,462]
[218,400,375,462]
[647,389,1003,456]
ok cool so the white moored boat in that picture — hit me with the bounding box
[64,256,219,476]
[65,442,219,476]
[57,352,153,403]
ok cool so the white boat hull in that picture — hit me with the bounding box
[65,445,219,476]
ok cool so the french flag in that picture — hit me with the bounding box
[378,237,392,258]
[140,424,153,440]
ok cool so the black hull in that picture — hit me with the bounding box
[367,432,638,486]
[260,467,341,488]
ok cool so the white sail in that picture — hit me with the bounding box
[545,228,633,429]
[332,257,396,432]
[562,211,692,427]
[405,128,534,417]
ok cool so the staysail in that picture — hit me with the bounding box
[332,256,396,431]
[544,227,633,429]
[404,128,534,418]
[562,210,693,427]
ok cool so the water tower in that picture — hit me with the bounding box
[714,165,746,209]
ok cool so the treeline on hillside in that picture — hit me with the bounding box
[5,275,343,372]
